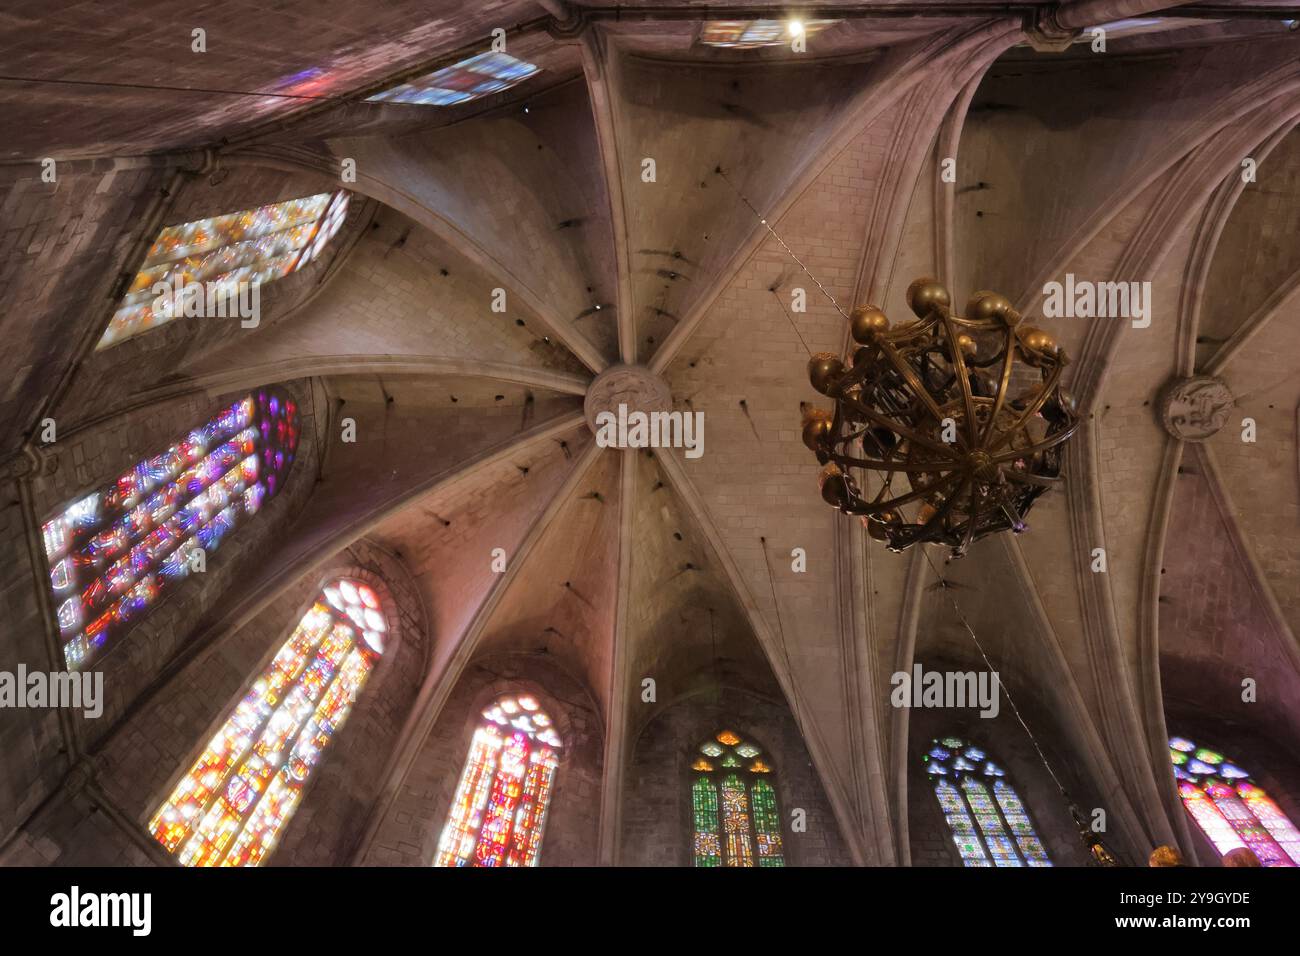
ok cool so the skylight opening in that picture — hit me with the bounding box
[699,19,839,49]
[366,52,540,107]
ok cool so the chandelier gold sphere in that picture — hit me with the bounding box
[801,277,1079,556]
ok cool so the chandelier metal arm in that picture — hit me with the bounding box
[959,481,980,553]
[938,310,981,449]
[828,452,953,474]
[891,480,971,551]
[857,471,963,515]
[919,474,970,532]
[987,426,1078,465]
[986,360,1067,455]
[875,338,969,452]
[837,395,952,455]
[1000,468,1061,488]
[983,327,1019,446]
[996,486,1027,532]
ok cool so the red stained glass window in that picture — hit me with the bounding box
[434,693,562,867]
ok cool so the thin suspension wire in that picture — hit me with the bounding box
[771,289,815,358]
[759,536,810,744]
[919,546,1070,800]
[715,166,852,322]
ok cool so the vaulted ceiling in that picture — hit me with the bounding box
[3,0,1300,866]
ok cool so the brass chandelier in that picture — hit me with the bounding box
[802,278,1079,556]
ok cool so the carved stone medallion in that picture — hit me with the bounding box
[583,364,673,439]
[1158,375,1234,442]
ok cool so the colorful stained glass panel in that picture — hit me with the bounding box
[690,728,783,867]
[692,776,722,867]
[720,773,754,867]
[993,780,1051,866]
[699,19,839,49]
[963,777,1021,867]
[936,780,991,867]
[926,735,1052,867]
[98,192,349,348]
[43,391,299,670]
[366,52,540,106]
[434,693,561,867]
[751,778,785,867]
[1169,736,1299,867]
[149,579,384,865]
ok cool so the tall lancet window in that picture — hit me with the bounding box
[97,190,349,348]
[41,390,299,670]
[1169,735,1300,867]
[924,736,1052,867]
[150,578,388,866]
[690,730,785,867]
[434,693,563,867]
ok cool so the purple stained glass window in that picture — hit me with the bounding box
[42,390,300,670]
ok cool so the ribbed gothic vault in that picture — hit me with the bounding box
[2,1,1299,868]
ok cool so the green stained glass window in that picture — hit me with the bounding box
[692,776,722,867]
[751,778,785,867]
[690,728,786,867]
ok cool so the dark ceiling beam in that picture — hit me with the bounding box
[1055,1,1200,29]
[565,2,1300,22]
[578,3,1040,17]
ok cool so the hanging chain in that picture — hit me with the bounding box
[715,166,852,321]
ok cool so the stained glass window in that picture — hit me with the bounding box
[97,191,350,348]
[149,578,387,866]
[366,52,540,107]
[690,729,786,867]
[1168,735,1300,867]
[434,693,562,867]
[924,736,1051,867]
[42,390,299,671]
[699,19,839,49]
[692,776,722,867]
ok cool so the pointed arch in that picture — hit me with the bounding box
[149,577,390,866]
[690,728,786,867]
[924,735,1052,867]
[1168,735,1300,867]
[434,691,563,867]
